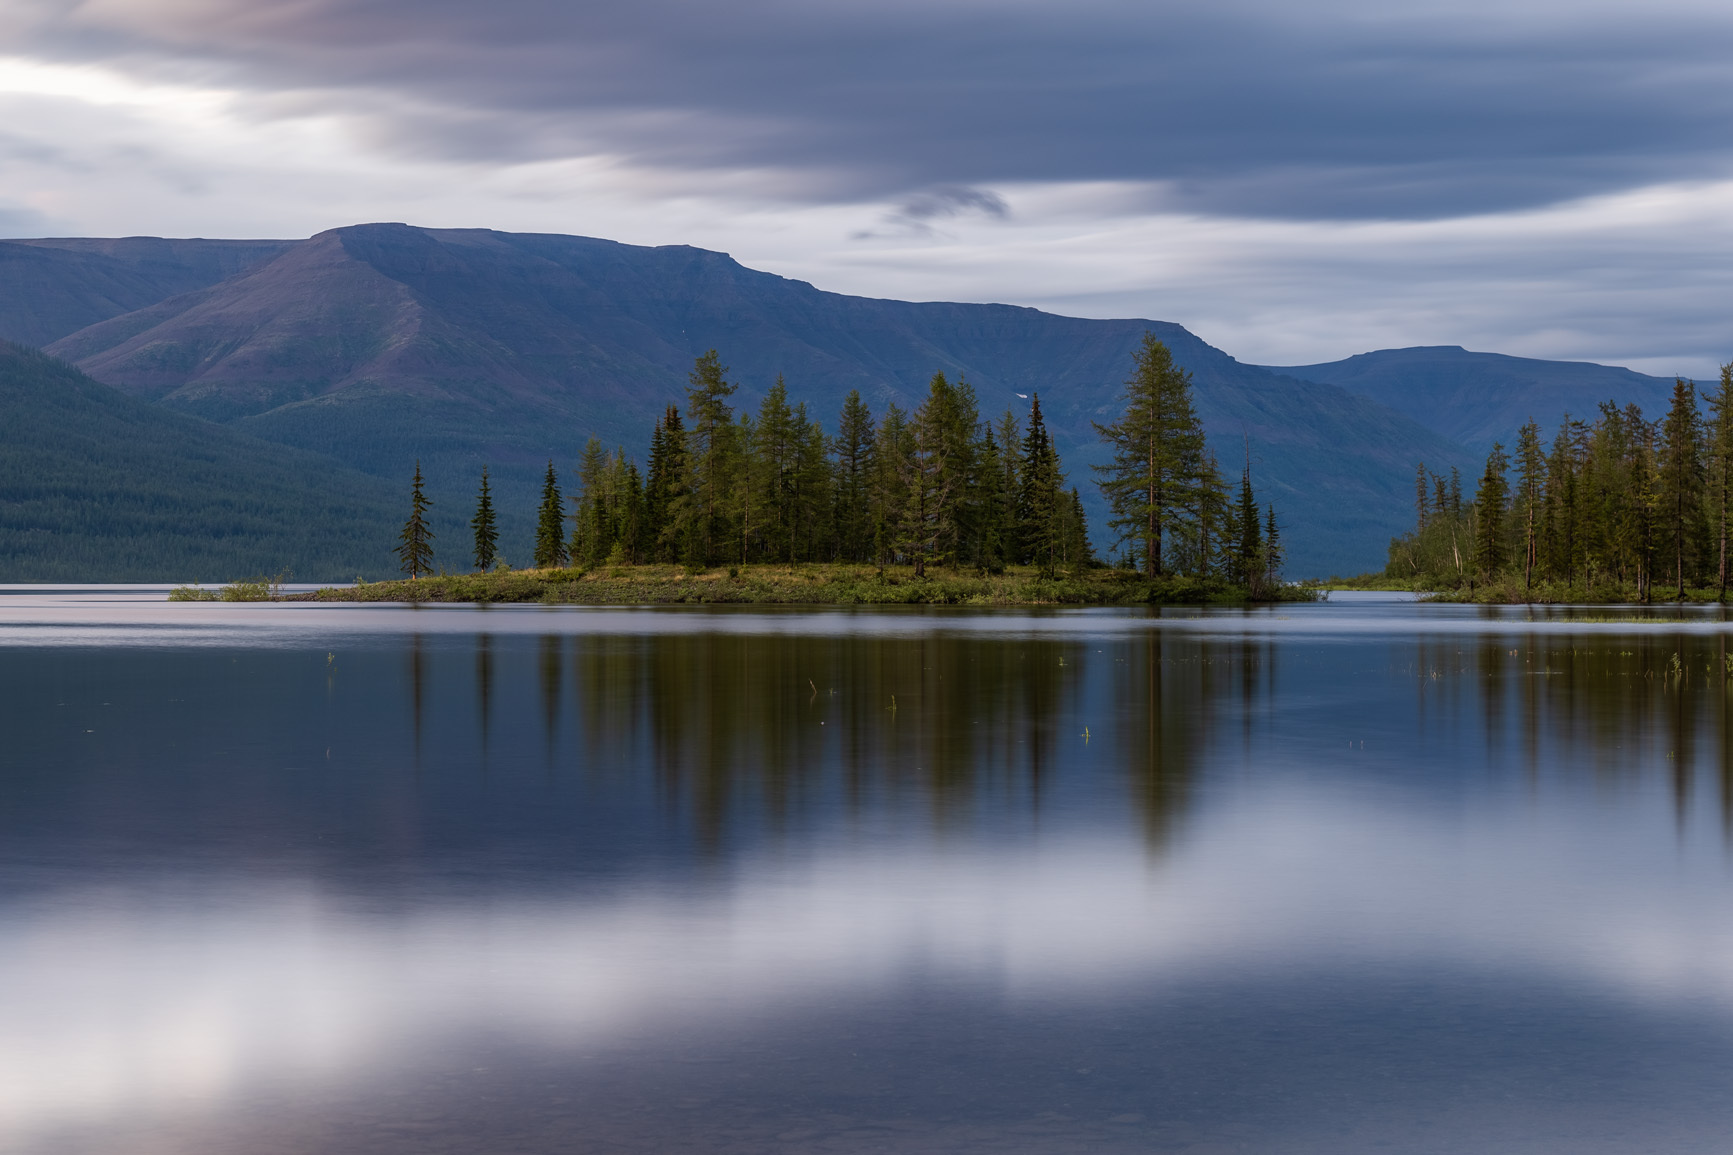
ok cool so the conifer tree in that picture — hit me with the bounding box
[1092,334,1210,577]
[1543,418,1585,585]
[993,409,1024,564]
[1472,443,1509,582]
[534,459,568,569]
[1706,364,1733,598]
[649,405,689,564]
[1263,505,1284,587]
[1234,455,1263,591]
[395,461,435,579]
[685,350,738,565]
[1514,420,1545,590]
[470,465,498,571]
[752,377,797,561]
[1019,393,1066,576]
[832,391,877,562]
[1658,378,1706,599]
[570,436,612,565]
[872,403,914,568]
[791,402,832,561]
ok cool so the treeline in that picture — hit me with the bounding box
[1388,368,1733,599]
[397,336,1288,590]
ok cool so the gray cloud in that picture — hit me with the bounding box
[14,0,1733,220]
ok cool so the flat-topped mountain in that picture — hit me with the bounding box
[1270,345,1682,449]
[21,223,1468,575]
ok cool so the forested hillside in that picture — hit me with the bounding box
[0,342,437,581]
[0,237,291,348]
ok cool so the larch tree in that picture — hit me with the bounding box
[684,350,738,565]
[1092,334,1209,577]
[831,390,877,563]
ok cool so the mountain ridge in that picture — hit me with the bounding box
[1268,345,1682,449]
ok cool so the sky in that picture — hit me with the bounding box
[1,0,1731,375]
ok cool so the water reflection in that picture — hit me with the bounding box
[11,601,1733,1152]
[1413,632,1733,828]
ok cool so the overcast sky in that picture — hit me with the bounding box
[2,0,1731,374]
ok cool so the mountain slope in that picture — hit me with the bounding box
[1268,346,1681,449]
[0,341,436,582]
[42,223,1469,575]
[0,237,292,349]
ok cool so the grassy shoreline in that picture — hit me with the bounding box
[1319,571,1733,604]
[273,564,1322,606]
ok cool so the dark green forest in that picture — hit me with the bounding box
[0,342,418,581]
[1387,366,1733,600]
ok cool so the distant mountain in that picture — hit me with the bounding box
[0,237,292,349]
[0,341,438,582]
[30,223,1469,575]
[1268,346,1682,450]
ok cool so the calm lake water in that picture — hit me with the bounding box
[7,588,1733,1153]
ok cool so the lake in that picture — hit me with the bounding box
[6,587,1733,1153]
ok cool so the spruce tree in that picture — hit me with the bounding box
[534,460,568,569]
[1263,505,1284,587]
[1092,334,1210,577]
[395,461,435,579]
[1234,456,1262,591]
[1472,443,1509,582]
[1019,394,1065,576]
[470,465,498,571]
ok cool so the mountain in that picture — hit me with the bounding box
[0,341,437,582]
[0,237,292,349]
[1268,346,1682,450]
[32,223,1470,576]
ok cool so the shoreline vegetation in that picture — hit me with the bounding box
[172,565,1322,606]
[1348,365,1733,605]
[174,336,1304,604]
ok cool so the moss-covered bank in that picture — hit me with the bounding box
[285,564,1322,606]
